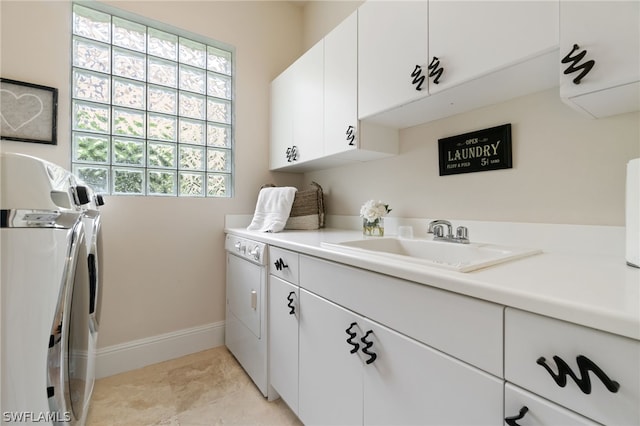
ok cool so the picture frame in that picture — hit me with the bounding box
[0,78,58,145]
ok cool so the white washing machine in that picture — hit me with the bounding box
[1,153,100,425]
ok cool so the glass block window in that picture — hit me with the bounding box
[71,4,233,197]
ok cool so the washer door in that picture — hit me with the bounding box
[48,220,90,424]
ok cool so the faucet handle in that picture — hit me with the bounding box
[456,226,469,242]
[433,225,445,238]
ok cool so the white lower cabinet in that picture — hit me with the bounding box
[298,288,503,426]
[362,314,503,426]
[268,276,299,414]
[298,289,362,425]
[263,247,639,425]
[505,383,599,426]
[505,308,640,425]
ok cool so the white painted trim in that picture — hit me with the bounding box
[95,321,225,378]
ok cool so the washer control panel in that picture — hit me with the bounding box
[225,234,267,265]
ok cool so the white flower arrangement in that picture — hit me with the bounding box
[359,200,392,223]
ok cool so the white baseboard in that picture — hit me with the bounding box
[95,321,225,379]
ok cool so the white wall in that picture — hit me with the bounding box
[302,2,640,227]
[301,0,363,47]
[0,0,304,349]
[307,89,639,225]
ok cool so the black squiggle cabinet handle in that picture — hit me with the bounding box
[346,125,356,146]
[561,44,595,84]
[286,145,298,162]
[345,322,359,354]
[411,65,426,91]
[536,355,620,394]
[286,291,295,315]
[361,330,377,364]
[274,258,288,271]
[428,56,444,84]
[505,406,529,426]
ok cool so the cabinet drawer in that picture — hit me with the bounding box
[269,246,299,284]
[505,308,640,425]
[299,255,503,377]
[505,383,599,426]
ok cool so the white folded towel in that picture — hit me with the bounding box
[247,187,298,232]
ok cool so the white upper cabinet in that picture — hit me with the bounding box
[559,1,640,118]
[271,1,637,171]
[291,40,324,165]
[270,40,324,170]
[271,10,398,172]
[325,10,399,163]
[357,0,429,119]
[358,0,559,128]
[270,66,293,171]
[428,0,559,94]
[324,11,358,157]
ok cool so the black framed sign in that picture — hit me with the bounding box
[438,123,512,176]
[0,78,58,145]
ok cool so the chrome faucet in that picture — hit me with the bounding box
[427,220,470,244]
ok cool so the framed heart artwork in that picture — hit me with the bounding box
[0,78,58,145]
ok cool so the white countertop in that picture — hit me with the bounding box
[225,226,640,341]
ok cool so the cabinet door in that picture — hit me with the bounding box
[358,0,428,119]
[268,276,299,414]
[270,41,324,170]
[324,11,358,157]
[270,67,294,170]
[505,308,640,425]
[291,40,324,164]
[362,318,503,425]
[428,1,558,94]
[298,289,363,426]
[559,1,640,117]
[505,383,600,426]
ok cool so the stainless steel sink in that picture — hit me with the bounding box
[321,237,541,272]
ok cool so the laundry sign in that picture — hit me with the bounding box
[438,124,512,176]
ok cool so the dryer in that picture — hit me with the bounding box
[224,234,269,397]
[1,153,99,425]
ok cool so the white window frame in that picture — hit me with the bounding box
[70,2,235,197]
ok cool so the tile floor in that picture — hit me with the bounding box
[86,346,301,426]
